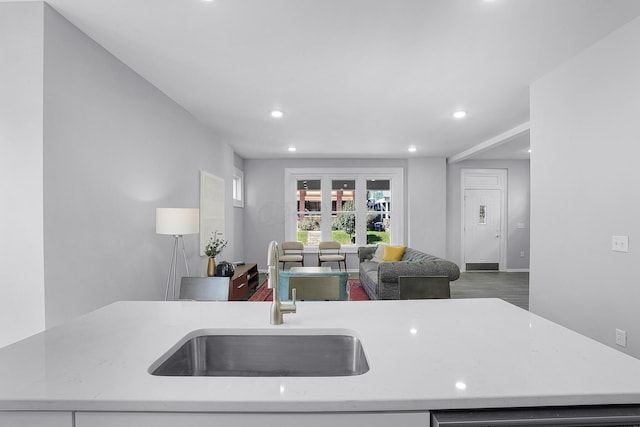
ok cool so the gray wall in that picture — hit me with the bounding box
[530,16,640,356]
[407,158,448,258]
[243,157,448,271]
[40,5,236,328]
[447,160,531,271]
[0,3,46,348]
[232,153,245,262]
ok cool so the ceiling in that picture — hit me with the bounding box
[466,131,530,161]
[8,0,640,159]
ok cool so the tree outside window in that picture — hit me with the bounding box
[334,200,356,244]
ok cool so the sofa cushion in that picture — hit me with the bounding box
[402,247,441,262]
[371,244,387,262]
[360,260,379,275]
[358,260,380,300]
[383,245,406,262]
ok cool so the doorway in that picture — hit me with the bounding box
[461,169,507,272]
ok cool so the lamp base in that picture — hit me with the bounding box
[164,234,191,301]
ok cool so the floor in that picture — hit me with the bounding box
[254,271,530,310]
[451,272,530,310]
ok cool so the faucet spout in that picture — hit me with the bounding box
[267,241,296,325]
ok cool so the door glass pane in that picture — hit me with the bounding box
[366,179,391,245]
[332,180,356,244]
[297,180,321,246]
[479,205,487,225]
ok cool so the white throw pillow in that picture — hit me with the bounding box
[371,244,387,263]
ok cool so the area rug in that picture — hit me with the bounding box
[248,279,370,301]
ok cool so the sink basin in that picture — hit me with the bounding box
[150,333,369,377]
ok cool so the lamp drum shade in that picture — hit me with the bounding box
[156,208,200,235]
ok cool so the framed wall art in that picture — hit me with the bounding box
[200,171,225,256]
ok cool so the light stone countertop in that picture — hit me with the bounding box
[1,299,640,413]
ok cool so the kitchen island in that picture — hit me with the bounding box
[2,299,640,426]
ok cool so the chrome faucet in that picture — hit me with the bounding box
[267,241,296,325]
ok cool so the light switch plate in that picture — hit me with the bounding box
[612,235,629,252]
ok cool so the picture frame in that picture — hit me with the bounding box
[200,171,225,256]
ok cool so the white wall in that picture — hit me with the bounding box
[530,16,640,356]
[232,153,245,262]
[0,3,44,347]
[40,5,234,328]
[407,157,447,258]
[244,157,449,271]
[447,160,531,271]
[0,3,46,348]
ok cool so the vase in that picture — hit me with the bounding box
[207,257,216,277]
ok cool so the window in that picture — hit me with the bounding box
[332,179,356,244]
[285,168,404,247]
[296,179,322,245]
[366,179,391,245]
[233,167,244,208]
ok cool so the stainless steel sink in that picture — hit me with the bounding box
[150,333,369,377]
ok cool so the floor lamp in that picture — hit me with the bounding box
[156,208,200,301]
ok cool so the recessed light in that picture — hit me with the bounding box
[271,110,284,119]
[408,146,417,153]
[453,110,467,119]
[288,147,296,152]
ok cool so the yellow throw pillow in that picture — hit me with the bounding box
[382,245,406,262]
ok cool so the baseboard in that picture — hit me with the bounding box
[506,268,530,273]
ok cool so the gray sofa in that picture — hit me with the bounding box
[357,246,460,300]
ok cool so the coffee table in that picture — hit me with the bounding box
[289,266,332,273]
[279,269,349,301]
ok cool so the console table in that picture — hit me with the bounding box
[229,263,259,301]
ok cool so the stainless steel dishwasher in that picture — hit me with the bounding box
[431,405,640,426]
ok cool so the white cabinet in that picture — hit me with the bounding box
[76,411,430,427]
[0,411,73,427]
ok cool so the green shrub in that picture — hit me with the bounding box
[334,200,356,240]
[298,218,320,231]
[367,231,389,244]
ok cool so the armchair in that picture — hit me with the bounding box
[280,241,304,269]
[317,241,347,270]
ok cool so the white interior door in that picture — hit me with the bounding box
[464,188,502,265]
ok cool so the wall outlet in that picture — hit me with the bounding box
[520,251,525,257]
[615,328,627,347]
[612,235,629,252]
